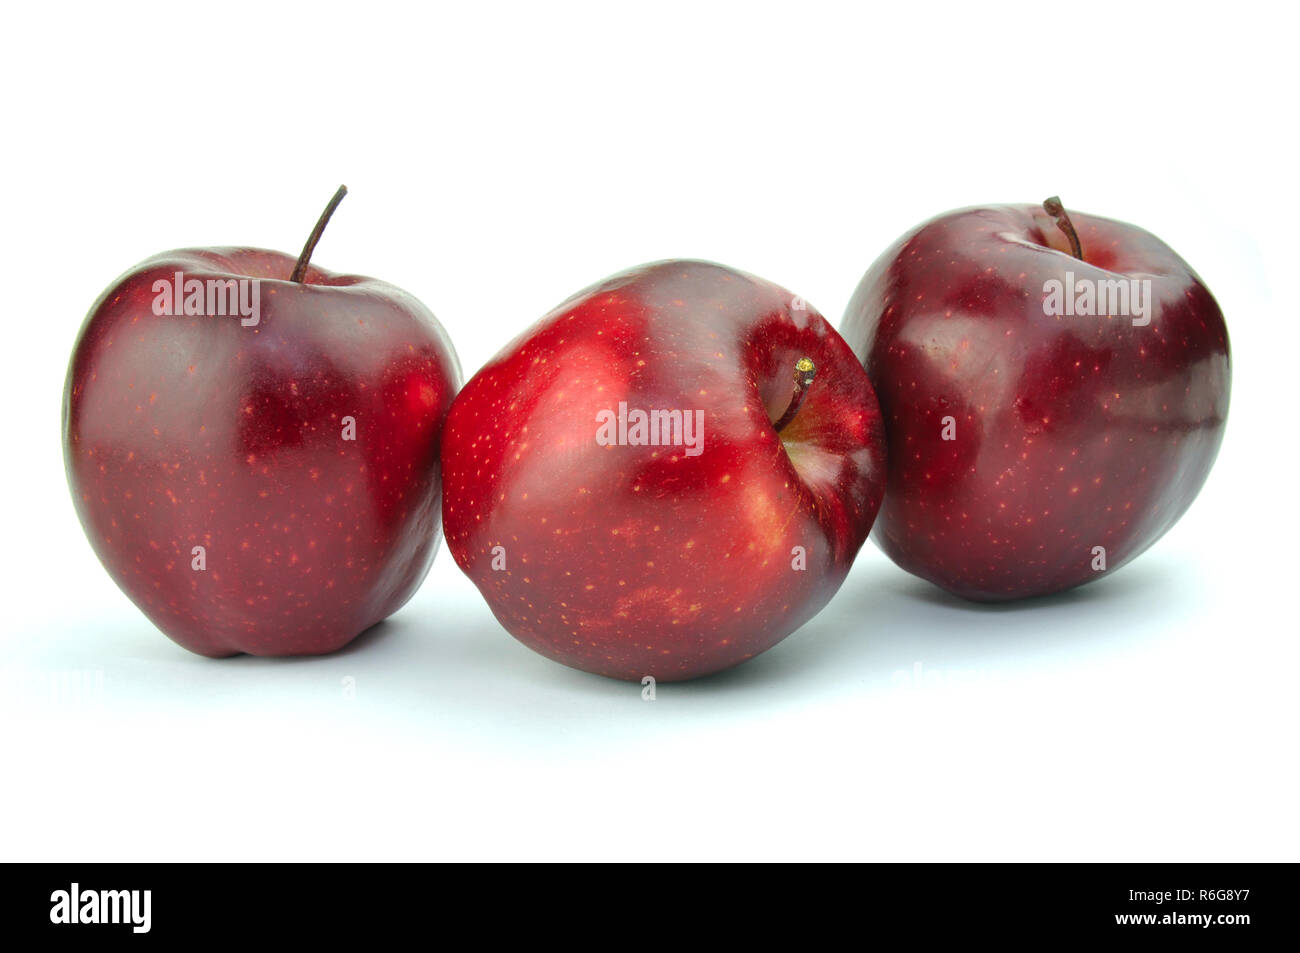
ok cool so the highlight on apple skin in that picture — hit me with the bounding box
[63,190,462,656]
[441,259,888,681]
[840,199,1230,602]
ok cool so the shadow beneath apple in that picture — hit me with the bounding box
[665,548,1205,698]
[58,549,1208,741]
[332,618,396,657]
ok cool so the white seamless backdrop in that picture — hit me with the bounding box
[1,0,1295,861]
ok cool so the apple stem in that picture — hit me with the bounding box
[290,185,349,283]
[773,358,817,433]
[1043,195,1084,260]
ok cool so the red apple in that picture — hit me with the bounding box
[841,198,1230,601]
[441,260,887,681]
[63,187,461,656]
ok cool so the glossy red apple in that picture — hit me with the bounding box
[63,187,461,656]
[841,198,1230,601]
[442,260,887,681]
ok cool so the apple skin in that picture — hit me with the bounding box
[841,204,1231,601]
[441,260,887,681]
[63,248,461,656]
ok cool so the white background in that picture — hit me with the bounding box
[2,1,1295,861]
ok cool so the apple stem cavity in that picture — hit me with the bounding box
[290,185,349,283]
[1043,195,1084,261]
[773,357,817,433]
